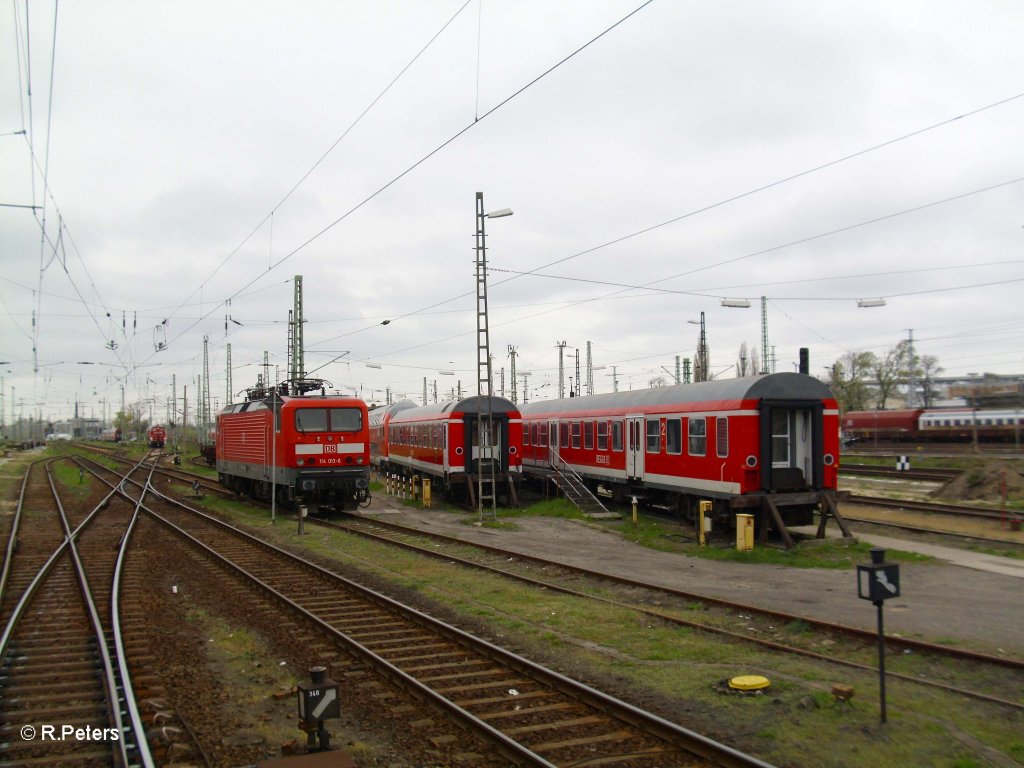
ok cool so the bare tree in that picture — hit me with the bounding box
[648,375,668,388]
[736,342,750,377]
[872,342,910,409]
[918,355,944,407]
[735,342,761,377]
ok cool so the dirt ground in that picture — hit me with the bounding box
[355,494,1024,657]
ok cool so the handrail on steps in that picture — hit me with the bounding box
[547,447,610,515]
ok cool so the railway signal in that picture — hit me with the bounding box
[297,666,340,752]
[857,547,901,723]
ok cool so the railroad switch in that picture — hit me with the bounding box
[297,666,340,753]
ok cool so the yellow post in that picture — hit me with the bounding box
[699,500,713,548]
[736,513,754,551]
[423,478,432,508]
[631,496,638,525]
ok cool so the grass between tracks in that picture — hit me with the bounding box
[476,498,933,569]
[193,494,1022,768]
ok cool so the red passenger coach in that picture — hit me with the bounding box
[369,396,522,502]
[217,393,371,512]
[519,373,840,530]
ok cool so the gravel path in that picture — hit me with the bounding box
[357,496,1024,656]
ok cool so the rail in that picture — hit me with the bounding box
[105,469,774,768]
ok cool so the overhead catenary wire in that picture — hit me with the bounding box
[161,0,476,331]
[6,10,1024,412]
[156,0,657,361]
[321,89,1024,339]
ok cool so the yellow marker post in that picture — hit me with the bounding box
[699,500,712,548]
[631,496,638,525]
[423,478,432,508]
[736,513,754,551]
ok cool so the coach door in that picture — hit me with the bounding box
[626,415,644,480]
[548,420,559,467]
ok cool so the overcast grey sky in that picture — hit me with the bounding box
[2,0,1023,425]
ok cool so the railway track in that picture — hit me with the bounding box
[847,495,1018,521]
[97,465,775,767]
[0,458,159,766]
[840,464,961,482]
[312,512,1023,712]
[74,442,228,498]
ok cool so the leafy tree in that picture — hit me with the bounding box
[113,406,150,441]
[826,351,876,412]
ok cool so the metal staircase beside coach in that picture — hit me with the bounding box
[539,449,611,518]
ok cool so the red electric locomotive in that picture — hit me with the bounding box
[216,392,370,512]
[519,372,840,529]
[369,396,523,501]
[147,424,167,448]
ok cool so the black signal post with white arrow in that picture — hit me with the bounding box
[297,666,340,752]
[857,547,901,724]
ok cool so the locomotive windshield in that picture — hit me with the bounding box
[294,407,364,433]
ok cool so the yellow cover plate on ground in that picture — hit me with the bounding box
[729,675,771,691]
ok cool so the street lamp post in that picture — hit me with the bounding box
[475,192,512,521]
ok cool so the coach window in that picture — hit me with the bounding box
[688,416,707,456]
[597,421,608,450]
[646,419,660,453]
[666,418,682,455]
[539,422,548,447]
[612,420,623,451]
[716,416,728,458]
[571,421,581,449]
[295,408,328,432]
[584,421,594,450]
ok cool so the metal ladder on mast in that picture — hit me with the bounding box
[475,192,497,520]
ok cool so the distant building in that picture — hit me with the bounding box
[935,373,1024,409]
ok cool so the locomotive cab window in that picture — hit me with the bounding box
[295,407,363,433]
[295,409,328,432]
[688,417,707,456]
[329,408,363,432]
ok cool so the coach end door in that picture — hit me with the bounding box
[762,403,822,491]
